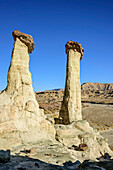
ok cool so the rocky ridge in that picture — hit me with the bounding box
[82,82,113,91]
[81,82,113,105]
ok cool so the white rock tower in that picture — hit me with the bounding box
[58,41,84,124]
[0,30,55,149]
[55,41,113,159]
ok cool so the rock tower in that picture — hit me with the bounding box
[58,41,84,124]
[0,30,55,150]
[55,40,113,160]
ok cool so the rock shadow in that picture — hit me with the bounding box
[0,154,64,170]
[1,152,113,169]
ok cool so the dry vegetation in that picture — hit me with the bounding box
[36,89,113,114]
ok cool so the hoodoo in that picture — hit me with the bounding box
[0,30,55,149]
[55,40,113,160]
[57,41,84,124]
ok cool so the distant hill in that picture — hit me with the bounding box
[44,88,64,92]
[36,89,64,94]
[81,82,113,91]
[36,83,113,94]
[35,82,113,115]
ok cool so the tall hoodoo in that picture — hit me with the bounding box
[59,41,84,124]
[0,30,55,149]
[6,30,37,105]
[55,41,112,159]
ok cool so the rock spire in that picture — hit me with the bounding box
[0,30,55,149]
[57,41,84,124]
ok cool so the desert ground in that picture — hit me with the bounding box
[36,83,113,150]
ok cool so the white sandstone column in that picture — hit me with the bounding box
[6,30,39,110]
[59,41,84,124]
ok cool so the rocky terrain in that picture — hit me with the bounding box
[0,84,113,169]
[82,82,113,91]
[36,82,113,114]
[82,82,113,104]
[36,83,113,150]
[0,31,113,169]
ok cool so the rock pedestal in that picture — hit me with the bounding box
[57,41,84,124]
[0,30,55,150]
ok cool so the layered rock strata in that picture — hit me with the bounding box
[57,41,84,124]
[0,30,55,150]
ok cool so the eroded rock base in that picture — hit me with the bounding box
[0,142,113,170]
[55,120,113,161]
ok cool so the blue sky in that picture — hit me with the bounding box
[0,0,113,91]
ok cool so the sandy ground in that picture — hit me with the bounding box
[82,103,113,128]
[82,103,113,149]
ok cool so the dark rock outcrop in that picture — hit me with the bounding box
[65,40,84,59]
[12,29,35,53]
